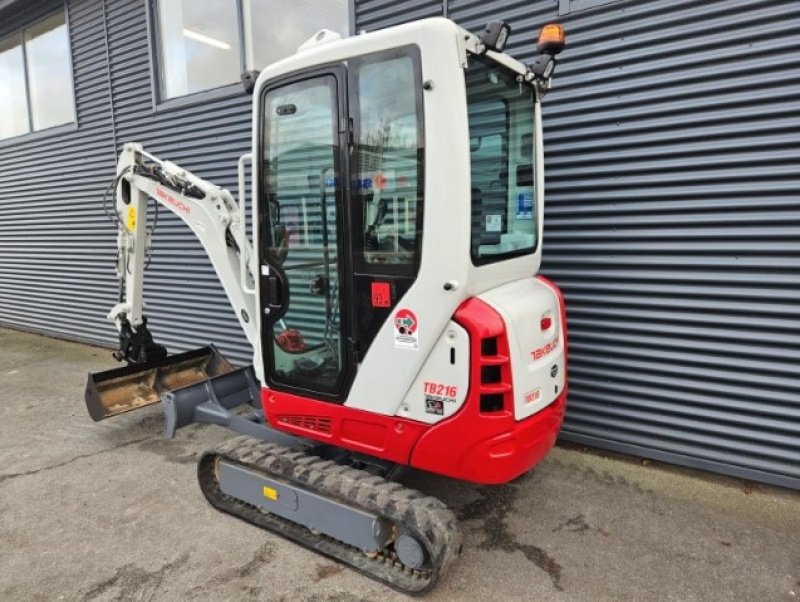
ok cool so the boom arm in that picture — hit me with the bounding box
[108,142,258,363]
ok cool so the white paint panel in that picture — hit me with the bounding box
[479,278,565,420]
[396,321,469,423]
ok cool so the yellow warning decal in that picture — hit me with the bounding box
[126,206,136,232]
[262,485,279,501]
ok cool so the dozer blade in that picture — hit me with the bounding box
[84,345,235,421]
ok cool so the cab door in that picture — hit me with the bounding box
[258,67,353,400]
[259,47,425,405]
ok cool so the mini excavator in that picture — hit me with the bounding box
[85,18,567,594]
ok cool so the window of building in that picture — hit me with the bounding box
[558,0,622,15]
[0,37,28,139]
[154,0,350,101]
[156,0,242,99]
[0,11,76,141]
[243,0,349,70]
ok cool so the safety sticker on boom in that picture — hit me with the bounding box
[126,206,136,232]
[394,308,419,350]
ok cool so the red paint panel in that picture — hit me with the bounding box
[410,289,569,485]
[340,419,387,451]
[411,390,566,484]
[261,388,428,465]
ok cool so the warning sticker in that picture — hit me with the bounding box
[126,206,137,232]
[393,308,418,350]
[485,214,502,232]
[516,192,533,220]
[424,397,444,415]
[371,281,391,308]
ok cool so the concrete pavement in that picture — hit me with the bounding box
[0,327,798,601]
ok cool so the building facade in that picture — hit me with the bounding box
[1,0,798,488]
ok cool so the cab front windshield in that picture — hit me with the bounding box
[466,54,537,264]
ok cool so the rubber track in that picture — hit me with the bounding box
[197,436,462,595]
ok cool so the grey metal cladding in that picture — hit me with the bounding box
[355,0,443,31]
[356,0,800,488]
[0,0,253,365]
[0,0,119,348]
[105,0,252,365]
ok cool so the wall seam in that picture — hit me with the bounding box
[99,0,119,160]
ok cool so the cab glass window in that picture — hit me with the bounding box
[466,54,537,264]
[351,48,424,272]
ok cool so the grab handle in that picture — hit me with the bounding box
[237,153,256,295]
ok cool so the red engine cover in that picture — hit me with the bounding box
[410,285,568,484]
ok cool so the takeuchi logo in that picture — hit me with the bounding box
[530,337,559,361]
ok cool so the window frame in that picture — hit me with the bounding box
[558,0,623,15]
[146,0,355,111]
[0,1,78,146]
[259,69,351,398]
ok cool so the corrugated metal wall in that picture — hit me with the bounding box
[357,0,800,489]
[539,0,800,490]
[2,0,798,488]
[0,0,253,365]
[0,0,119,346]
[355,0,442,31]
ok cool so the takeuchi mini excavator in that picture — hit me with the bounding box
[84,18,567,594]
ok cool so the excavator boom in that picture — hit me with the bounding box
[86,143,258,420]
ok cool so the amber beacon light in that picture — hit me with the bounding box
[537,23,566,55]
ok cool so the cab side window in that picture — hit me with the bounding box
[466,54,537,264]
[351,48,424,273]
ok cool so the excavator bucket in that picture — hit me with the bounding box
[84,345,235,421]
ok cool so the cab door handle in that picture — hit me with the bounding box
[262,266,289,323]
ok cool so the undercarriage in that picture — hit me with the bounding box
[201,437,462,595]
[87,355,462,594]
